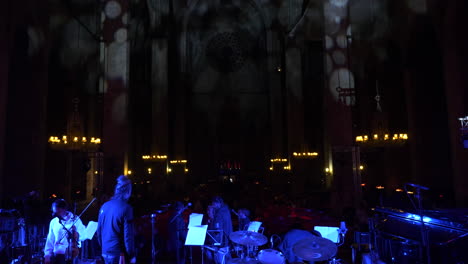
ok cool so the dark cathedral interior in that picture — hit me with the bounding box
[1,0,468,263]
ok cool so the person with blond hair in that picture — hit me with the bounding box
[97,175,136,264]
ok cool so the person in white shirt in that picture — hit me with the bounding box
[44,199,86,264]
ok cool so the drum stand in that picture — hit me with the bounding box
[245,245,257,261]
[151,213,157,264]
[328,222,348,264]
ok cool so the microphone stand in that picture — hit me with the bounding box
[169,204,190,224]
[415,187,431,264]
[151,213,157,264]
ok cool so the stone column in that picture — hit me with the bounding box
[322,0,358,210]
[2,0,49,199]
[285,47,305,154]
[150,40,169,155]
[147,0,170,156]
[440,0,468,206]
[0,0,9,201]
[266,30,285,157]
[101,0,130,189]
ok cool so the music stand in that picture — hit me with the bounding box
[206,229,224,246]
[206,229,230,264]
[184,225,208,264]
[246,221,262,233]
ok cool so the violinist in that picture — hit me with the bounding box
[44,198,86,264]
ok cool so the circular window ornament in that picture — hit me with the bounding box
[206,32,247,73]
[105,1,122,19]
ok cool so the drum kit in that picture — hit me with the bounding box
[227,231,339,264]
[1,213,47,264]
[292,237,338,262]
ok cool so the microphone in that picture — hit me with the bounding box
[339,221,347,234]
[406,183,429,190]
[231,209,239,216]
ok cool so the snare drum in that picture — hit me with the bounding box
[257,249,286,264]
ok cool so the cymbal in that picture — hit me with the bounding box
[292,237,337,262]
[229,231,268,246]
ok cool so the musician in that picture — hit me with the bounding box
[206,196,233,264]
[209,196,233,243]
[168,201,188,264]
[97,175,136,264]
[206,204,215,225]
[278,226,321,264]
[44,198,86,264]
[237,208,250,231]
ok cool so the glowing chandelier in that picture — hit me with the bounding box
[48,98,101,152]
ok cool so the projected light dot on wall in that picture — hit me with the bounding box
[332,50,346,65]
[347,26,352,37]
[326,54,333,75]
[105,1,122,19]
[329,68,355,106]
[107,42,128,82]
[27,27,44,56]
[112,94,127,124]
[122,13,128,25]
[324,1,348,23]
[329,0,349,8]
[325,19,340,35]
[114,28,127,43]
[336,34,348,49]
[206,32,246,73]
[407,0,427,14]
[324,0,349,36]
[325,35,334,50]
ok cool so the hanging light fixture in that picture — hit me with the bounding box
[355,81,408,147]
[354,0,407,147]
[48,98,101,151]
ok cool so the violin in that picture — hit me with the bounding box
[70,224,79,258]
[57,215,80,264]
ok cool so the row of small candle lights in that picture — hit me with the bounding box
[270,152,319,171]
[137,155,189,176]
[142,155,167,160]
[48,136,101,144]
[292,152,319,157]
[355,133,408,142]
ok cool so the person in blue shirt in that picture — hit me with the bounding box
[97,175,135,264]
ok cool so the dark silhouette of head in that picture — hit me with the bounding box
[113,175,132,201]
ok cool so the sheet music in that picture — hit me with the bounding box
[185,225,208,246]
[81,221,98,241]
[188,213,203,227]
[247,221,262,232]
[314,226,339,243]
